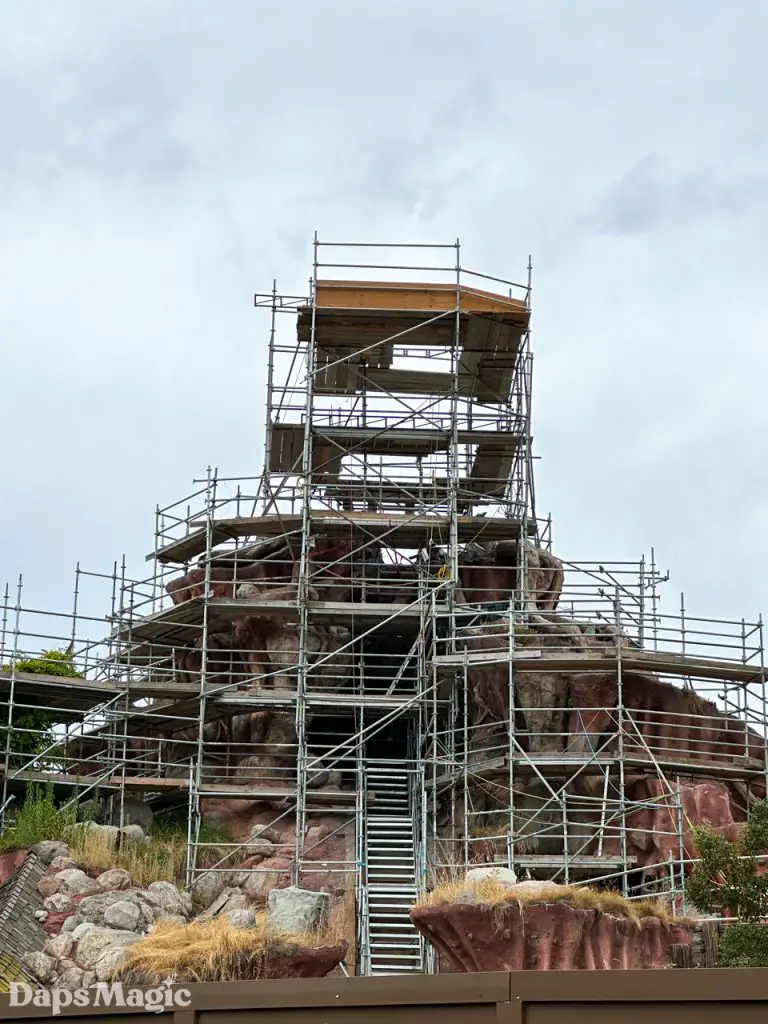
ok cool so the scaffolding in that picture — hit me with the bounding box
[1,237,767,975]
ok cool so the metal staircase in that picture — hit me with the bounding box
[363,761,423,975]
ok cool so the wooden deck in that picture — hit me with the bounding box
[151,510,528,564]
[432,646,766,684]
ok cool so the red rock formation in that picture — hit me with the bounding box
[411,900,692,971]
[166,537,297,606]
[258,940,348,978]
[457,541,563,612]
[0,849,30,884]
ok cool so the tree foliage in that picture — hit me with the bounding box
[687,800,768,922]
[686,799,768,967]
[1,649,82,767]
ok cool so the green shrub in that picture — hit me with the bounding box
[719,921,768,967]
[1,650,82,769]
[13,649,83,678]
[687,799,768,967]
[0,784,77,852]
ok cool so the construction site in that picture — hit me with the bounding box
[1,238,767,976]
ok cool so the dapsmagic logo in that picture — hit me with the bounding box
[9,979,192,1016]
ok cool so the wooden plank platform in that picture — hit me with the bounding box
[151,510,527,564]
[0,669,120,717]
[0,769,362,804]
[432,647,766,685]
[428,750,767,791]
[268,423,521,472]
[115,597,426,648]
[312,280,529,320]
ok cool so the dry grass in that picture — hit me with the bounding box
[415,878,677,926]
[66,822,233,888]
[117,913,341,984]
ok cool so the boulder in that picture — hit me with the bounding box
[94,946,132,982]
[115,798,154,833]
[465,866,518,887]
[56,868,101,897]
[74,926,141,970]
[243,837,276,862]
[267,886,329,935]
[120,824,147,844]
[77,821,119,846]
[225,908,256,929]
[248,824,281,845]
[197,887,247,923]
[38,874,62,898]
[31,840,70,865]
[191,871,232,911]
[50,856,79,871]
[145,880,189,917]
[43,892,73,913]
[103,900,141,932]
[72,921,96,942]
[78,890,143,925]
[57,967,85,991]
[505,879,567,898]
[97,868,132,892]
[21,952,55,984]
[62,915,83,933]
[44,933,74,959]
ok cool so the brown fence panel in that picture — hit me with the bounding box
[2,971,768,1023]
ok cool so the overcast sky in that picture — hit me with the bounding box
[2,1,767,650]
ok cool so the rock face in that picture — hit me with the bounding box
[74,926,141,970]
[268,886,329,934]
[411,900,692,971]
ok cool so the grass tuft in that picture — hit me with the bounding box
[415,878,677,927]
[117,913,343,984]
[67,820,235,888]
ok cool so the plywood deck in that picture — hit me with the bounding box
[151,510,527,564]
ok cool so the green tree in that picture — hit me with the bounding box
[687,799,768,966]
[2,649,82,769]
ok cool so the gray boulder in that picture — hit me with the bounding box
[78,889,148,925]
[50,855,79,871]
[96,868,132,892]
[44,933,74,959]
[72,921,96,941]
[62,915,83,933]
[56,868,101,897]
[224,908,256,929]
[30,840,70,865]
[464,865,518,887]
[94,946,132,982]
[120,824,147,844]
[267,886,329,935]
[57,966,85,991]
[103,900,141,932]
[21,952,55,984]
[197,887,248,923]
[74,926,140,970]
[43,892,73,913]
[191,871,232,911]
[145,880,189,918]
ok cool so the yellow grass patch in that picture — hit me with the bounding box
[66,824,232,888]
[415,878,677,926]
[117,913,341,984]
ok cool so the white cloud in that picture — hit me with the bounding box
[2,0,768,637]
